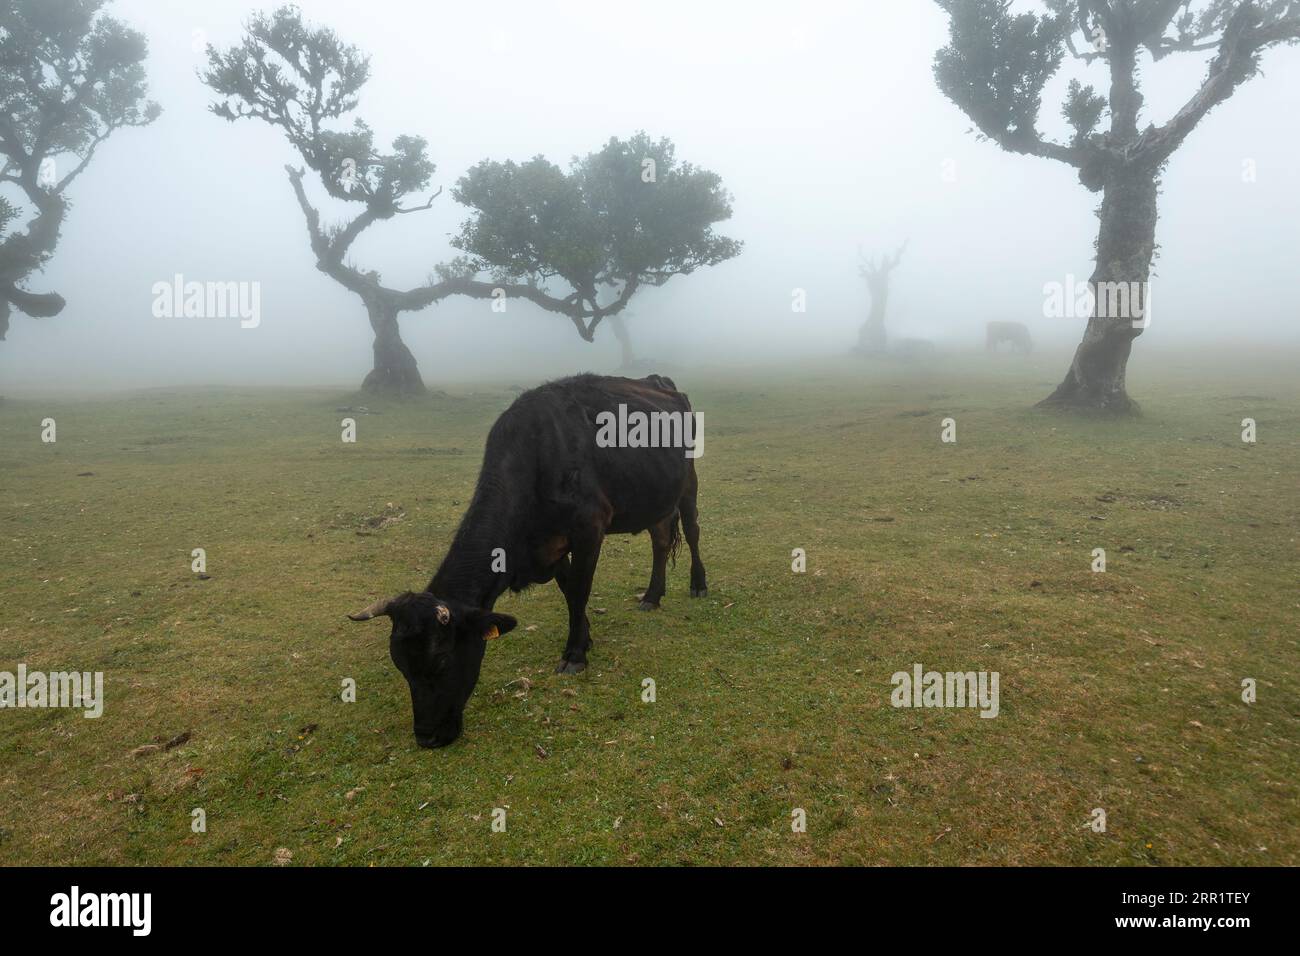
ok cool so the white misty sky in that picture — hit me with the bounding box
[2,0,1298,389]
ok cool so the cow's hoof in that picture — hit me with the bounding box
[637,600,660,611]
[555,659,587,675]
[690,587,708,598]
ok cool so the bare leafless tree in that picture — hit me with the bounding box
[854,241,907,354]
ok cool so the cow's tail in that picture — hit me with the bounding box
[668,509,683,567]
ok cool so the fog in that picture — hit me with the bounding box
[3,0,1299,392]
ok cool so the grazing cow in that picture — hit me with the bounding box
[986,321,1033,354]
[348,374,707,748]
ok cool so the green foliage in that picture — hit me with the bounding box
[451,132,741,304]
[0,0,159,169]
[574,134,742,286]
[1062,78,1106,143]
[933,0,1070,147]
[204,4,432,209]
[934,0,1300,183]
[0,0,157,329]
[205,11,740,342]
[452,155,600,287]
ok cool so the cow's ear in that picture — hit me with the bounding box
[472,611,517,641]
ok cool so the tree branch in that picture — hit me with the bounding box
[1139,5,1300,164]
[1002,128,1091,167]
[284,163,374,296]
[394,186,442,215]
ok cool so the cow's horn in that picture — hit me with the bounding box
[348,597,394,622]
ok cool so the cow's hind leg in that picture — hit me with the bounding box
[680,466,707,597]
[638,514,675,610]
[556,530,602,674]
[553,554,572,598]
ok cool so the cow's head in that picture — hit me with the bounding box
[348,591,516,748]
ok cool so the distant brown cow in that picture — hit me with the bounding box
[986,321,1032,354]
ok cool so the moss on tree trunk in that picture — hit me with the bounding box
[1040,167,1158,414]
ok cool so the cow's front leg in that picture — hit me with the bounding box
[556,531,603,674]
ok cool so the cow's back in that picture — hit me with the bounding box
[490,374,694,533]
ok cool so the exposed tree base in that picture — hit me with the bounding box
[361,344,426,397]
[1037,377,1140,415]
[361,366,426,397]
[1041,320,1143,415]
[855,326,887,355]
[363,315,426,397]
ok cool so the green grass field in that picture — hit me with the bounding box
[1,348,1296,866]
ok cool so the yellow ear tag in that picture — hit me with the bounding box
[483,625,500,641]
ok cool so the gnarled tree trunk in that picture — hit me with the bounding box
[362,299,425,396]
[854,242,904,355]
[0,188,69,340]
[608,314,636,368]
[1041,39,1156,415]
[1040,167,1158,414]
[857,278,890,353]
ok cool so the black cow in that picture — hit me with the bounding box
[348,374,707,748]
